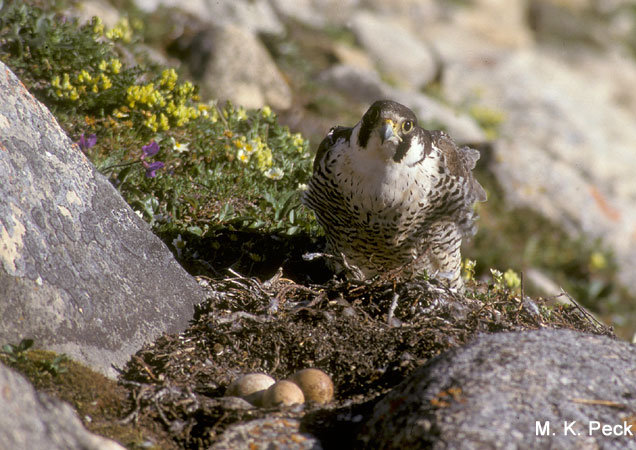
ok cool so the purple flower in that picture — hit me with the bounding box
[77,133,97,151]
[143,161,165,178]
[141,141,160,159]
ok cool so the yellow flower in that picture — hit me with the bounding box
[113,108,129,118]
[98,60,108,72]
[261,105,272,118]
[503,269,521,291]
[110,58,122,74]
[100,74,112,90]
[176,81,195,99]
[292,133,304,147]
[169,104,199,127]
[589,251,607,271]
[106,17,133,43]
[144,114,159,132]
[233,137,245,149]
[253,137,266,152]
[61,73,72,90]
[160,68,178,90]
[127,83,165,108]
[237,107,247,121]
[291,133,306,153]
[92,17,104,36]
[255,146,273,170]
[77,69,92,84]
[159,113,170,131]
[462,259,477,282]
[201,102,218,123]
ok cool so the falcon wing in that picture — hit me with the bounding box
[312,126,353,173]
[431,131,487,204]
[459,145,487,203]
[430,131,487,238]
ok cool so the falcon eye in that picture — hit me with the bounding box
[402,120,414,133]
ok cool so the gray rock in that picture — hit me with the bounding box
[0,362,124,449]
[320,64,486,143]
[132,0,285,36]
[359,329,636,449]
[271,0,361,28]
[434,0,532,49]
[349,10,438,90]
[318,65,386,105]
[188,24,292,110]
[0,61,205,378]
[528,0,636,52]
[210,417,322,450]
[269,0,329,28]
[443,49,636,290]
[359,0,442,28]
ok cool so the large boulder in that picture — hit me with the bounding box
[0,62,205,378]
[349,10,438,90]
[441,48,636,291]
[358,329,636,449]
[211,417,322,450]
[181,23,292,110]
[0,362,124,449]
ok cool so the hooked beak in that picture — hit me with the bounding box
[380,119,402,144]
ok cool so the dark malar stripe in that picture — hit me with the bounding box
[393,139,410,163]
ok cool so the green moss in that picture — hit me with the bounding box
[323,24,357,47]
[468,105,505,140]
[0,344,174,449]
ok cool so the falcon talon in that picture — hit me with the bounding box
[303,100,486,292]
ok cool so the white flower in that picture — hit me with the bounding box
[172,140,190,153]
[237,148,249,164]
[264,167,284,180]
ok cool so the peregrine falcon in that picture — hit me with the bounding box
[302,100,486,291]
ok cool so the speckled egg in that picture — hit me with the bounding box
[290,368,334,404]
[226,373,276,406]
[262,380,305,407]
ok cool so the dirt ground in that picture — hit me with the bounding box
[116,231,613,449]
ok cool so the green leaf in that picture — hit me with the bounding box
[18,338,33,352]
[2,344,15,354]
[187,226,203,236]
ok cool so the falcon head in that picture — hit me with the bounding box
[356,100,427,164]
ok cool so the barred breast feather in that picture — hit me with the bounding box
[302,100,486,291]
